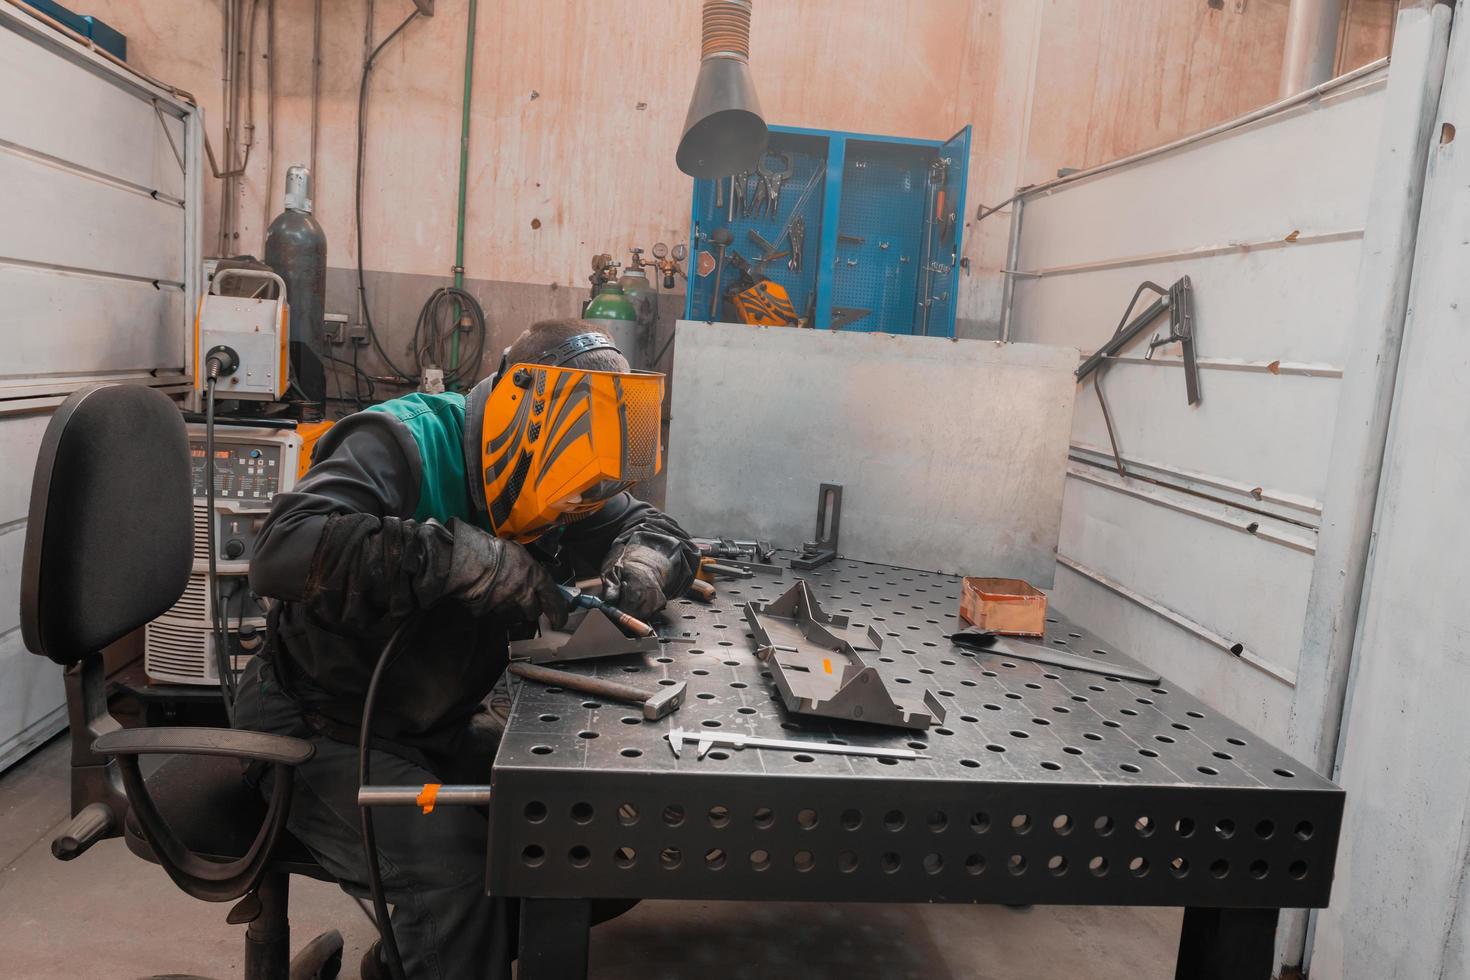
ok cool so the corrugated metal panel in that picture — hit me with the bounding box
[1006,64,1388,750]
[0,3,202,773]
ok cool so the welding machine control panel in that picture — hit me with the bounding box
[190,441,284,502]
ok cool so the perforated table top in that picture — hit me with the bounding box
[488,558,1342,908]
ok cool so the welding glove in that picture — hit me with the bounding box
[600,538,685,621]
[454,522,571,629]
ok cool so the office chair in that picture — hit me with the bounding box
[19,383,344,980]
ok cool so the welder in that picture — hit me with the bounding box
[233,319,698,979]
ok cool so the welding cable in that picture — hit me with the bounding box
[413,286,487,389]
[354,8,423,387]
[202,370,238,718]
[358,614,422,980]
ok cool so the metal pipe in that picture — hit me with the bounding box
[358,785,492,807]
[450,0,479,374]
[309,0,322,178]
[1280,0,1346,98]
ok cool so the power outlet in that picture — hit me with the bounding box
[347,322,369,346]
[324,312,350,345]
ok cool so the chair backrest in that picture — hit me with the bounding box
[20,384,193,666]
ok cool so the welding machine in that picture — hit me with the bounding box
[143,419,303,685]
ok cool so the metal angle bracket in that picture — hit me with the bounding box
[744,580,944,731]
[790,483,842,570]
[508,607,661,665]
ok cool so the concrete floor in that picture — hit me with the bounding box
[0,736,1182,979]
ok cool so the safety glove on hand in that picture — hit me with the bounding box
[450,521,570,629]
[600,541,683,621]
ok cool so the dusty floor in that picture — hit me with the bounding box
[0,736,1181,979]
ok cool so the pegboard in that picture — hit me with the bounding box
[685,125,970,337]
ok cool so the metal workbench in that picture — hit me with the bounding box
[489,559,1342,979]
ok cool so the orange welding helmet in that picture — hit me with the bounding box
[467,335,664,542]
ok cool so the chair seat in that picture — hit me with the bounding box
[122,753,333,882]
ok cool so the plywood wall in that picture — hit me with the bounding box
[79,0,1396,336]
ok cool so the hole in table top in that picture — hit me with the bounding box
[531,745,553,756]
[701,720,722,729]
[882,852,902,873]
[1083,732,1102,741]
[794,754,815,763]
[524,802,547,823]
[1226,737,1247,747]
[1255,820,1275,839]
[959,758,980,769]
[622,665,641,673]
[877,757,898,766]
[707,805,730,828]
[569,846,592,868]
[578,731,598,740]
[1052,815,1073,835]
[797,808,820,830]
[1215,819,1236,839]
[1104,721,1123,730]
[927,811,948,833]
[752,806,775,829]
[884,810,906,832]
[692,669,709,676]
[1295,821,1315,841]
[704,847,726,870]
[1139,749,1159,759]
[1212,751,1233,761]
[1251,860,1269,879]
[749,849,770,871]
[1008,854,1027,876]
[1089,856,1108,876]
[1155,734,1175,744]
[1120,763,1141,773]
[696,693,716,701]
[1170,857,1189,878]
[1134,816,1155,836]
[1010,814,1032,835]
[570,802,594,824]
[1172,723,1192,732]
[1210,859,1229,879]
[546,687,563,694]
[737,706,756,715]
[1095,816,1115,836]
[614,846,636,869]
[619,747,642,759]
[538,714,559,723]
[707,750,730,760]
[1009,730,1030,739]
[1047,855,1067,876]
[1129,857,1149,877]
[1040,761,1062,771]
[923,852,944,875]
[1071,695,1089,704]
[934,727,954,736]
[663,805,685,827]
[1063,746,1083,756]
[1290,861,1308,880]
[1031,718,1051,727]
[781,722,802,732]
[841,809,863,830]
[1120,708,1139,717]
[1175,818,1195,838]
[965,854,986,875]
[522,845,545,868]
[1197,766,1219,776]
[1004,692,1021,700]
[986,744,1006,754]
[1274,768,1296,779]
[620,716,642,726]
[618,803,638,826]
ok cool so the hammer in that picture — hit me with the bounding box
[507,662,686,721]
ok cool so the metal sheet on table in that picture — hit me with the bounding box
[490,558,1342,908]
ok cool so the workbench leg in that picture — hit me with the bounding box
[518,897,592,980]
[1175,907,1279,980]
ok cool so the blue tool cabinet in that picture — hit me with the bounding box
[684,124,970,336]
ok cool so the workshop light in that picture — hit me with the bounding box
[676,0,768,178]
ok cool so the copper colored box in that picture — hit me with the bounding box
[958,577,1047,636]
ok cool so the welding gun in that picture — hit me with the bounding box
[557,584,655,638]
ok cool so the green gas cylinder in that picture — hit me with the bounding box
[583,282,649,368]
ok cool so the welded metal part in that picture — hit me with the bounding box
[667,727,928,761]
[789,483,842,570]
[745,579,944,730]
[508,607,661,665]
[489,558,1343,910]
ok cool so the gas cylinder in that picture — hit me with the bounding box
[264,166,327,408]
[583,282,648,369]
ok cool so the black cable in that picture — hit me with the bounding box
[413,286,487,389]
[358,614,420,980]
[203,376,237,718]
[355,8,422,386]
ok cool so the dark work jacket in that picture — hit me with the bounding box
[245,396,696,765]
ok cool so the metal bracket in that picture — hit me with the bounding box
[744,580,944,730]
[508,608,661,665]
[790,483,842,570]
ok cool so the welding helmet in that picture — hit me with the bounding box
[465,333,664,542]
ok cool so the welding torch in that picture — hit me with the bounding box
[556,584,656,638]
